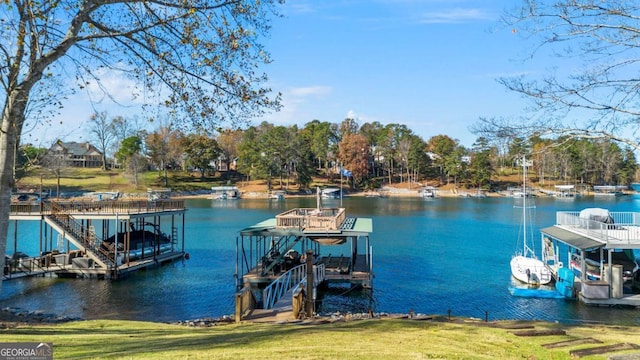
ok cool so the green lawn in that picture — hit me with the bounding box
[0,318,638,359]
[16,167,219,195]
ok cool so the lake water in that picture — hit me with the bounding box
[2,195,640,325]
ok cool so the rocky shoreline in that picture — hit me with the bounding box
[0,307,438,328]
[0,307,81,327]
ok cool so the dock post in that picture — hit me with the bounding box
[305,249,314,317]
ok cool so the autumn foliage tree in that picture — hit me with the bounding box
[338,133,370,188]
[146,126,183,186]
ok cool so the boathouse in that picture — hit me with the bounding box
[234,195,373,322]
[541,208,640,306]
[5,198,186,280]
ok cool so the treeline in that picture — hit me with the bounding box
[17,116,639,190]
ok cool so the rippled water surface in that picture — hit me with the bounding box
[2,195,640,325]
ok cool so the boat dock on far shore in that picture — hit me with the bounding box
[234,193,373,322]
[541,208,640,307]
[6,197,187,280]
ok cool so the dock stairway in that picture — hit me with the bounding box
[43,203,114,270]
[260,236,303,276]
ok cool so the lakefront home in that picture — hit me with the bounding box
[47,140,103,168]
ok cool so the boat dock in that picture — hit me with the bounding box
[541,208,640,307]
[5,197,186,280]
[234,195,373,322]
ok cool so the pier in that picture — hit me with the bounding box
[234,196,373,322]
[541,209,640,307]
[5,197,186,280]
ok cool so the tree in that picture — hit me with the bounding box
[0,0,282,291]
[15,144,46,182]
[427,135,458,184]
[42,143,69,199]
[146,126,183,186]
[474,1,640,150]
[115,136,145,187]
[88,112,116,170]
[338,133,369,188]
[301,120,336,175]
[468,137,494,189]
[181,134,220,178]
[216,129,244,178]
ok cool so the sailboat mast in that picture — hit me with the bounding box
[522,155,526,254]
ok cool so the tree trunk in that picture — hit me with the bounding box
[0,95,24,293]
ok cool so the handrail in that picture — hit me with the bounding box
[556,211,640,246]
[289,263,326,302]
[262,264,307,309]
[46,202,114,268]
[10,199,186,216]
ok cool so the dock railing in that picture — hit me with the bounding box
[262,264,307,309]
[556,211,640,246]
[276,208,346,230]
[10,199,186,216]
[290,264,326,318]
[262,263,327,310]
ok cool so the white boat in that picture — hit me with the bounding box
[321,188,341,199]
[553,185,576,198]
[270,190,286,200]
[510,156,553,286]
[593,185,625,196]
[211,186,240,200]
[419,187,436,198]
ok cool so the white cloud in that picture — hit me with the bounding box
[417,8,494,24]
[83,68,145,105]
[266,85,333,125]
[290,86,332,97]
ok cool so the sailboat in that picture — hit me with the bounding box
[510,156,553,286]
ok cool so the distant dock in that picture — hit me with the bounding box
[234,196,373,322]
[6,197,186,280]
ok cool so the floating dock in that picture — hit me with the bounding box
[541,208,640,307]
[234,197,373,322]
[6,197,186,280]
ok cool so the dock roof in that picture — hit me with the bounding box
[541,226,604,251]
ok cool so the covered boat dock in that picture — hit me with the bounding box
[541,209,640,306]
[234,200,373,322]
[6,198,186,280]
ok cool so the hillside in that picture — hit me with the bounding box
[13,166,577,198]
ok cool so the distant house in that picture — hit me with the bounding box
[47,140,103,168]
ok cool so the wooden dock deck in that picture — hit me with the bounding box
[6,199,187,280]
[243,289,297,323]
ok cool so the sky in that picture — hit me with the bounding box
[27,0,538,149]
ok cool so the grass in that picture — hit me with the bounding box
[16,168,219,194]
[0,318,639,359]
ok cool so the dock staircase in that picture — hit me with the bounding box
[42,202,115,270]
[261,236,303,276]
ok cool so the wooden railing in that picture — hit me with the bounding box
[45,202,114,268]
[235,285,256,322]
[10,199,186,216]
[276,208,346,230]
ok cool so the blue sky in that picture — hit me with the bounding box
[30,0,537,149]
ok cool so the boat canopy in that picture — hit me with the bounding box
[541,226,604,251]
[579,208,613,224]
